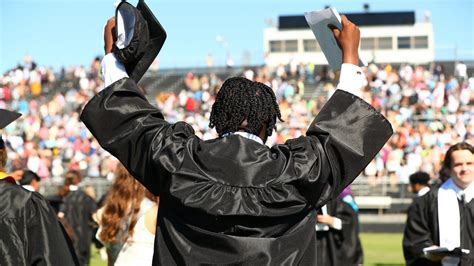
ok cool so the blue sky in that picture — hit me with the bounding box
[1,0,473,72]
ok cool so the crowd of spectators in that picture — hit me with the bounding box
[155,61,474,193]
[0,56,118,185]
[1,55,472,197]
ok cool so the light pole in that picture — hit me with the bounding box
[216,35,232,67]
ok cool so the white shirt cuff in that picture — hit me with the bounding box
[330,217,343,230]
[101,53,129,89]
[336,63,367,98]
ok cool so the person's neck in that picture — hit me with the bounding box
[452,179,471,190]
[226,131,264,145]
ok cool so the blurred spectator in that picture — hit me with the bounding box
[94,164,159,266]
[19,169,41,192]
[0,55,472,199]
[408,171,431,197]
[316,195,364,266]
[455,61,468,82]
[58,170,98,266]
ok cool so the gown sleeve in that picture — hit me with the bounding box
[81,78,194,195]
[27,192,79,265]
[293,89,393,208]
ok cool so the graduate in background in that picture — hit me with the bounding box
[0,108,78,266]
[403,142,474,266]
[316,190,363,266]
[409,171,431,197]
[58,170,98,266]
[19,169,41,192]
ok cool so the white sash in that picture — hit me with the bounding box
[438,178,461,250]
[437,178,474,266]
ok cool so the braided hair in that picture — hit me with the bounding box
[209,77,283,137]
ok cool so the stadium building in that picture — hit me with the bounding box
[263,10,435,69]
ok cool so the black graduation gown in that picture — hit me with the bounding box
[316,198,363,266]
[403,187,474,266]
[60,189,98,265]
[80,77,392,265]
[0,178,78,266]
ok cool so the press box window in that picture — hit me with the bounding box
[270,41,283,52]
[361,38,375,50]
[303,39,319,52]
[284,40,298,52]
[414,36,428,49]
[377,37,393,50]
[397,37,411,49]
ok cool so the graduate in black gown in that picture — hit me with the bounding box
[403,142,474,266]
[80,12,392,265]
[58,170,98,265]
[0,109,78,266]
[316,193,363,266]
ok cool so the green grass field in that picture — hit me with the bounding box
[361,233,404,266]
[90,233,404,265]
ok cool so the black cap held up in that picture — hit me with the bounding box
[0,109,21,149]
[0,109,21,130]
[113,0,167,83]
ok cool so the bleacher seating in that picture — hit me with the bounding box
[355,196,392,214]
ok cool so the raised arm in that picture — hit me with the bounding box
[81,17,195,195]
[296,16,392,208]
[332,15,366,98]
[102,17,129,87]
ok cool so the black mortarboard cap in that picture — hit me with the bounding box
[0,109,21,149]
[0,109,21,130]
[409,171,430,185]
[112,0,167,83]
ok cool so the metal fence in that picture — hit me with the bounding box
[346,175,413,199]
[40,177,112,201]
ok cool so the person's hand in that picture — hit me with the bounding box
[104,17,116,55]
[425,252,444,261]
[423,245,444,262]
[330,15,360,65]
[317,214,335,226]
